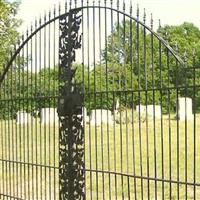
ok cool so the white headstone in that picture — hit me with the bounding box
[136,105,146,114]
[78,107,89,125]
[40,108,59,124]
[136,105,161,118]
[147,105,162,118]
[90,109,113,126]
[16,111,31,124]
[177,97,193,120]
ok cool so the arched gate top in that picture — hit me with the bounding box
[0,4,184,85]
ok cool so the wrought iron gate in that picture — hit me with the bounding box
[0,1,199,199]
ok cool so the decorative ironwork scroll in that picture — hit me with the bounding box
[58,9,85,200]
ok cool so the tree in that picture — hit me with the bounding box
[159,22,200,111]
[102,20,200,112]
[0,0,21,70]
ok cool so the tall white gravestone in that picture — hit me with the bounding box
[136,105,146,114]
[40,108,59,124]
[177,97,193,120]
[16,111,31,124]
[136,105,161,118]
[78,107,89,125]
[90,109,113,126]
[147,105,161,118]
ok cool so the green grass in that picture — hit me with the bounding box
[0,114,200,199]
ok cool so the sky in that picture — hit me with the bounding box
[16,0,200,32]
[11,0,200,71]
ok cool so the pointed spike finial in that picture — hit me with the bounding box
[17,37,20,46]
[159,19,161,28]
[22,34,24,41]
[130,0,133,14]
[69,0,72,9]
[35,17,37,29]
[14,44,17,52]
[117,0,119,9]
[49,10,51,19]
[158,19,161,34]
[39,14,42,25]
[54,4,56,16]
[26,28,29,37]
[31,22,33,33]
[123,1,125,11]
[143,8,146,24]
[44,11,47,22]
[59,2,61,14]
[137,4,139,19]
[65,0,67,12]
[111,0,113,7]
[150,13,153,29]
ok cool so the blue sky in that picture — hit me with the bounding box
[17,0,200,32]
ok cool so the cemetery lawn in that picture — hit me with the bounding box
[0,113,200,199]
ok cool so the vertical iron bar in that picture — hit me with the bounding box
[3,63,7,199]
[104,0,111,199]
[26,29,30,200]
[22,34,26,200]
[34,18,39,200]
[150,15,157,200]
[143,9,150,200]
[183,52,188,200]
[136,6,144,200]
[158,23,165,200]
[58,5,61,200]
[39,16,42,200]
[166,49,172,200]
[116,1,123,199]
[175,45,180,200]
[44,12,47,200]
[8,53,11,198]
[130,5,137,199]
[10,50,14,198]
[4,62,8,199]
[48,10,51,200]
[92,2,99,199]
[53,6,56,200]
[192,49,196,200]
[98,1,105,199]
[110,1,117,199]
[18,37,22,199]
[30,23,34,200]
[11,50,15,199]
[86,1,93,199]
[0,63,4,198]
[14,45,19,197]
[81,1,86,199]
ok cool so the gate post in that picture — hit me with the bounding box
[58,9,85,200]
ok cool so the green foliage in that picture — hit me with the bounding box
[159,22,200,111]
[0,0,21,70]
[101,21,200,113]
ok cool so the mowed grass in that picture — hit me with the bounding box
[0,114,200,199]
